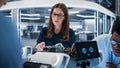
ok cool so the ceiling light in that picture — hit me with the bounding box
[20,13,40,16]
[21,17,40,20]
[76,14,95,18]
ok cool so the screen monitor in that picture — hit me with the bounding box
[74,41,99,60]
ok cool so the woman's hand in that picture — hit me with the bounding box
[39,65,48,68]
[64,48,71,54]
[106,62,117,68]
[35,42,45,51]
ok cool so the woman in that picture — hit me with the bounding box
[35,3,75,53]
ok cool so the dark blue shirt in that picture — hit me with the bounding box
[0,13,23,68]
[37,27,75,48]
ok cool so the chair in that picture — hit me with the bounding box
[28,52,70,68]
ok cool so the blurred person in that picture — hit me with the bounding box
[94,17,120,68]
[0,0,23,68]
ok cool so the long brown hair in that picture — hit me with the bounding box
[46,3,69,42]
